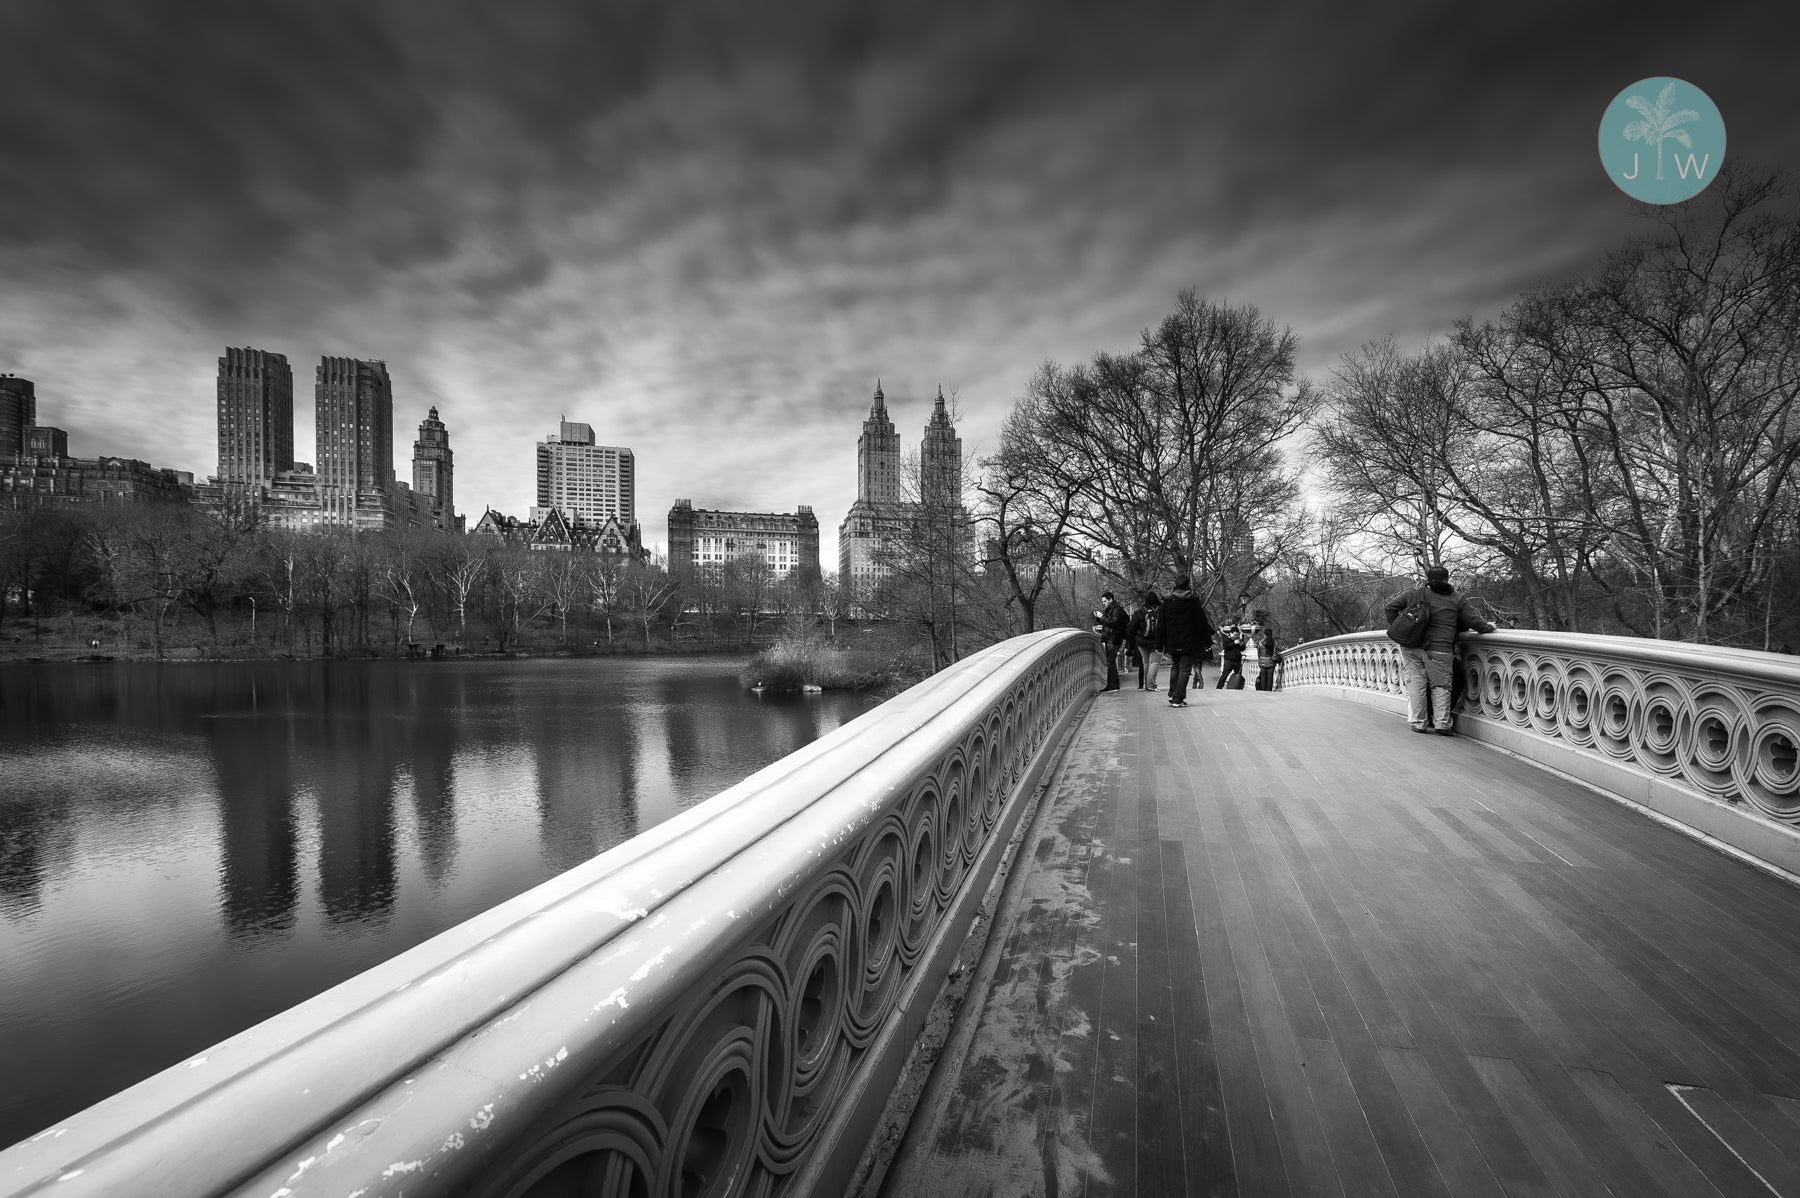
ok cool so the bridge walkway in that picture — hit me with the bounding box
[885,686,1800,1198]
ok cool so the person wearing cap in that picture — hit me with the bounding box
[1096,589,1129,691]
[1155,574,1215,707]
[1383,563,1496,735]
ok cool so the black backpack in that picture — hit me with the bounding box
[1387,589,1432,648]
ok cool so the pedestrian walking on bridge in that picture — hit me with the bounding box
[1157,575,1215,708]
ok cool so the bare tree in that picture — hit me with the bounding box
[431,533,488,641]
[586,554,627,646]
[539,551,590,646]
[1019,290,1317,595]
[1560,168,1800,641]
[621,558,681,650]
[974,392,1081,632]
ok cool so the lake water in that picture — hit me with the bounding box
[0,655,873,1149]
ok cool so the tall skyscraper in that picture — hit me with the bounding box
[0,375,36,459]
[533,420,635,525]
[838,381,909,590]
[216,348,294,485]
[412,406,455,526]
[315,357,393,524]
[857,381,902,503]
[920,386,962,509]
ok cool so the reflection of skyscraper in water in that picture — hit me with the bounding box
[209,708,300,935]
[534,688,641,874]
[312,671,400,927]
[0,796,71,919]
[408,719,459,888]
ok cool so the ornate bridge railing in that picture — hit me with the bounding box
[0,630,1102,1198]
[1279,629,1800,876]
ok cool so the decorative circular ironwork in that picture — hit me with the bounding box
[472,634,1100,1198]
[1280,632,1800,826]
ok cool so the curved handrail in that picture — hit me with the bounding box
[0,630,1104,1198]
[1279,629,1800,823]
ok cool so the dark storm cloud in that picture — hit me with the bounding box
[0,0,1790,556]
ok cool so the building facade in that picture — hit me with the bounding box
[534,421,635,526]
[1,454,192,510]
[412,406,458,532]
[217,347,294,486]
[472,507,645,558]
[668,499,820,580]
[0,376,193,511]
[315,357,394,525]
[1,375,35,458]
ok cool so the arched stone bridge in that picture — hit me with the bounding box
[3,630,1798,1198]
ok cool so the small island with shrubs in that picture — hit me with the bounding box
[737,634,920,696]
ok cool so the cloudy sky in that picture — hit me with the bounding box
[1,0,1788,564]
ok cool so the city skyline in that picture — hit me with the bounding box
[1,2,1791,566]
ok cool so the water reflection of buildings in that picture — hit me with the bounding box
[311,670,401,927]
[407,698,459,889]
[209,712,300,934]
[535,694,641,874]
[0,794,70,919]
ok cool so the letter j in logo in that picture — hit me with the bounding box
[1599,77,1726,203]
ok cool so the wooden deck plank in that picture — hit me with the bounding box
[1163,713,1295,1198]
[1376,1046,1510,1198]
[1672,1086,1800,1197]
[1159,838,1237,1198]
[1090,737,1140,1194]
[885,691,1800,1198]
[1198,795,1344,1197]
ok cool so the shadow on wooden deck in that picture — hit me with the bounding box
[883,687,1800,1198]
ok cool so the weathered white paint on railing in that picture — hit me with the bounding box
[0,630,1103,1198]
[1279,629,1800,873]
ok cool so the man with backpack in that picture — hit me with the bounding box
[1128,591,1164,689]
[1156,575,1215,707]
[1383,564,1496,735]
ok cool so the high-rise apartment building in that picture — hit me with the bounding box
[1,375,36,459]
[412,406,455,527]
[315,357,394,525]
[533,420,635,526]
[216,348,294,485]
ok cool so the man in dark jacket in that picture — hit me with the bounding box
[1383,564,1496,734]
[1097,590,1130,692]
[1156,575,1215,707]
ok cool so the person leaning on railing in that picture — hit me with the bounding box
[1383,564,1496,736]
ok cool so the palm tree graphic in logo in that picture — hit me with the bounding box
[1621,81,1699,181]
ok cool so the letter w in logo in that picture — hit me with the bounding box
[1674,153,1712,180]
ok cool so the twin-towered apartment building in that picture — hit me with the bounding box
[207,346,459,533]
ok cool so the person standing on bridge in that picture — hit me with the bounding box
[1385,564,1496,735]
[1097,590,1130,692]
[1129,590,1164,689]
[1157,575,1215,707]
